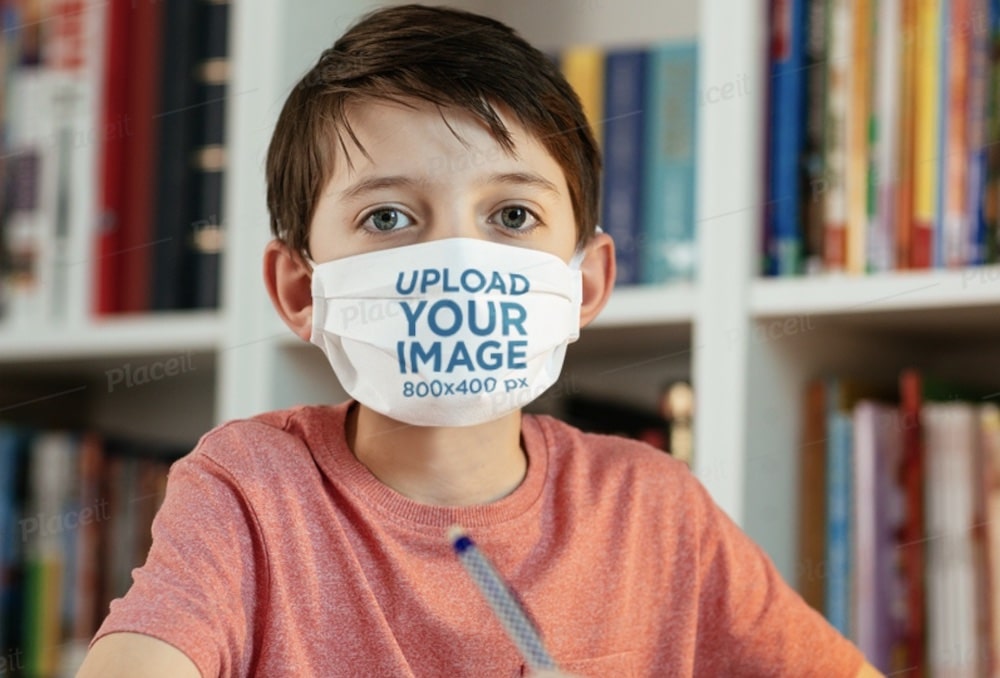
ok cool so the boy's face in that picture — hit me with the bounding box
[306,98,580,265]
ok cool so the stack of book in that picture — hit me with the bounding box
[764,0,1000,276]
[0,426,183,677]
[798,370,1000,675]
[0,0,231,326]
[555,42,699,286]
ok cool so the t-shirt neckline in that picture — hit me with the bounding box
[314,401,550,531]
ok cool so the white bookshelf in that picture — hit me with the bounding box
[7,0,999,590]
[0,312,221,362]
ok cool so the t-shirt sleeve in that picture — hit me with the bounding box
[90,445,266,678]
[688,477,866,677]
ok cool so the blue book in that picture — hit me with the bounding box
[641,43,698,284]
[0,426,28,652]
[968,0,998,265]
[825,401,854,636]
[600,49,648,287]
[765,0,809,277]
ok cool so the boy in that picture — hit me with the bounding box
[79,5,882,677]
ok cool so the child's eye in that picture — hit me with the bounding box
[490,205,540,232]
[360,207,414,233]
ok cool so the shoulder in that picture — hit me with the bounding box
[526,412,701,504]
[175,403,348,488]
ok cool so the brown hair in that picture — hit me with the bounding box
[265,4,601,255]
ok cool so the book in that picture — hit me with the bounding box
[150,0,205,311]
[641,43,698,284]
[802,0,829,275]
[978,403,1000,676]
[939,0,971,269]
[896,0,918,270]
[47,0,105,326]
[984,0,1000,265]
[118,0,165,313]
[825,407,853,635]
[94,0,132,315]
[911,0,940,268]
[898,368,927,676]
[599,48,647,287]
[1,67,60,328]
[870,0,901,272]
[0,426,28,654]
[823,0,850,272]
[765,0,809,276]
[560,45,605,149]
[852,400,905,672]
[965,0,991,267]
[189,0,231,309]
[845,0,874,275]
[796,379,827,611]
[923,402,982,676]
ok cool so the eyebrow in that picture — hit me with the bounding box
[339,175,422,201]
[338,171,562,201]
[478,172,561,196]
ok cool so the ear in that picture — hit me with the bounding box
[578,231,615,328]
[263,239,313,342]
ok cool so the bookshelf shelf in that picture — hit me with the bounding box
[0,311,222,363]
[591,283,695,328]
[751,266,1000,318]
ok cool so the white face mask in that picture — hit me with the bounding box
[309,237,584,427]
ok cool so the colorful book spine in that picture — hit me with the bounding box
[189,0,231,309]
[852,401,880,658]
[846,0,874,275]
[852,401,905,672]
[895,0,918,270]
[797,379,827,612]
[911,0,940,268]
[825,406,853,636]
[978,403,1000,676]
[985,0,1000,264]
[965,0,991,266]
[823,0,850,272]
[766,0,809,276]
[802,0,829,276]
[923,403,981,676]
[151,0,203,311]
[118,0,164,312]
[94,0,131,315]
[560,45,605,149]
[871,0,901,272]
[641,43,698,284]
[940,0,971,269]
[898,369,927,677]
[600,49,647,287]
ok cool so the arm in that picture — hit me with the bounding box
[76,633,200,678]
[76,439,265,677]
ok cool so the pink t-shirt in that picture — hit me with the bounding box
[93,402,864,677]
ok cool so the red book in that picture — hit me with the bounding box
[895,0,916,270]
[898,369,926,678]
[94,0,131,315]
[118,0,164,313]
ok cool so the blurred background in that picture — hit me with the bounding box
[0,0,998,675]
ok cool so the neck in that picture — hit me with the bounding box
[346,403,527,506]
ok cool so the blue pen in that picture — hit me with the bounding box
[446,525,558,672]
